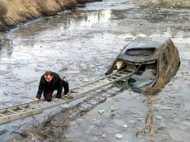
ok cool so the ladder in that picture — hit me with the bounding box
[0,70,132,125]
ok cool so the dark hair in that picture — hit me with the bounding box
[45,71,53,76]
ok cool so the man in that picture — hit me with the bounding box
[35,71,70,102]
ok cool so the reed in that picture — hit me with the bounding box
[0,2,7,17]
[133,0,190,8]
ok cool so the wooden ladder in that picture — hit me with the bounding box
[0,70,132,125]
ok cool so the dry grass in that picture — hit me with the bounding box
[0,32,4,39]
[0,2,7,17]
[38,0,62,15]
[0,21,5,31]
[133,0,190,8]
[0,0,79,35]
[160,0,190,8]
[38,0,77,15]
[0,0,77,26]
[136,90,154,142]
[56,0,77,9]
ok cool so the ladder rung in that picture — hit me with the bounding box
[7,109,18,114]
[18,106,28,111]
[0,113,6,117]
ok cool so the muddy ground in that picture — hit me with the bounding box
[0,0,190,141]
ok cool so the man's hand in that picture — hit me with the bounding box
[35,98,40,101]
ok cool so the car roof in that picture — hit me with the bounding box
[118,37,171,63]
[125,37,167,49]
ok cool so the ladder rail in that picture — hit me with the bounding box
[0,108,43,125]
[41,72,132,110]
[69,71,126,91]
[0,100,46,113]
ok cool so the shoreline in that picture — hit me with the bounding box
[0,0,101,41]
[134,0,190,8]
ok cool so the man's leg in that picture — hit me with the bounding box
[62,79,69,95]
[43,91,53,102]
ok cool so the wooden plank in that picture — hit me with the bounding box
[0,114,6,117]
[42,72,132,110]
[69,72,122,91]
[7,109,18,114]
[17,106,28,111]
[0,99,45,113]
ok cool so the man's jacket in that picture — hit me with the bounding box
[36,72,62,99]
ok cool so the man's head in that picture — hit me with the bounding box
[44,71,53,83]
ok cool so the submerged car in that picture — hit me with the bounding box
[106,37,180,94]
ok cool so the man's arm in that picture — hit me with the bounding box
[56,80,63,98]
[36,78,44,99]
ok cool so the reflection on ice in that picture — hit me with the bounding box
[66,10,112,30]
[36,10,112,39]
[80,0,134,10]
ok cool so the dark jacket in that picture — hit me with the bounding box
[36,72,62,99]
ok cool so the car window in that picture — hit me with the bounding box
[126,48,155,56]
